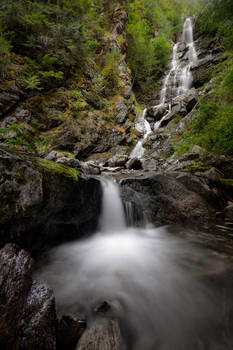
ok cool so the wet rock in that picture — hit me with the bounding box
[126,158,143,170]
[57,314,86,350]
[147,89,197,128]
[171,89,197,114]
[19,280,56,350]
[120,172,220,226]
[108,155,128,167]
[0,244,33,349]
[0,244,56,350]
[147,104,168,122]
[75,320,123,350]
[94,301,111,314]
[159,112,174,127]
[93,300,124,317]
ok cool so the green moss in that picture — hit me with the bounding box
[220,178,233,188]
[187,164,211,172]
[14,172,25,182]
[38,158,79,181]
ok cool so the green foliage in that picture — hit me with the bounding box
[176,100,233,156]
[102,50,121,93]
[126,0,183,94]
[0,124,36,152]
[24,75,42,90]
[196,0,233,48]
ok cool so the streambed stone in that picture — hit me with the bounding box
[75,319,123,350]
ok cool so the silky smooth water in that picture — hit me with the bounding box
[37,180,230,350]
[160,17,198,104]
[130,109,151,159]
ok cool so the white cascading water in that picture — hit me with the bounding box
[99,179,126,232]
[38,179,223,350]
[130,108,151,158]
[160,17,198,104]
[131,18,198,154]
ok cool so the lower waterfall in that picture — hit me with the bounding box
[37,179,225,350]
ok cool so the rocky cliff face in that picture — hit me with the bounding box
[0,1,136,166]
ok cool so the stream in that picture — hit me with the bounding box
[37,179,233,350]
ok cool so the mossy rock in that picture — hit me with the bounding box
[187,164,212,172]
[37,158,79,181]
[220,178,233,188]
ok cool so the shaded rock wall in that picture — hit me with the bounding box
[120,172,220,226]
[0,147,102,252]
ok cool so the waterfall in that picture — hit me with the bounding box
[99,178,126,232]
[131,17,198,153]
[38,180,219,349]
[160,17,198,104]
[130,108,151,158]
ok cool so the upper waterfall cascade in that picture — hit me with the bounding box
[160,17,198,104]
[131,17,198,158]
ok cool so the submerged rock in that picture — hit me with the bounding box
[75,320,124,350]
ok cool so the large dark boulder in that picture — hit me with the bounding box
[0,147,102,252]
[120,172,220,226]
[0,244,56,350]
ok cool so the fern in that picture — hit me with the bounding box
[24,74,42,90]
